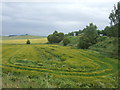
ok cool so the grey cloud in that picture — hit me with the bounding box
[2,0,119,36]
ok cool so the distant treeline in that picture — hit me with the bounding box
[9,34,28,37]
[65,2,119,38]
[65,24,118,38]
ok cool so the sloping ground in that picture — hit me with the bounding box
[2,44,118,88]
[89,37,118,59]
[2,35,45,40]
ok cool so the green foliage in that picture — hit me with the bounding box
[83,23,98,43]
[90,37,118,59]
[109,2,120,25]
[65,30,82,36]
[78,34,90,49]
[47,34,54,43]
[96,36,108,42]
[78,23,98,49]
[97,2,119,38]
[53,30,58,35]
[68,36,79,45]
[73,30,82,36]
[65,30,83,36]
[63,37,70,46]
[61,36,79,47]
[66,32,74,36]
[104,25,118,37]
[26,39,30,44]
[107,2,119,37]
[47,31,64,43]
[97,30,105,36]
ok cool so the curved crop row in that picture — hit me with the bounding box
[2,44,118,77]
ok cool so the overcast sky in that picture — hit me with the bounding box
[2,0,119,36]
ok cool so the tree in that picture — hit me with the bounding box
[47,34,54,43]
[74,31,82,36]
[109,2,120,26]
[109,2,120,37]
[78,23,98,49]
[63,37,70,46]
[26,39,30,44]
[55,33,64,43]
[68,32,74,36]
[78,34,90,49]
[107,2,120,59]
[102,2,120,37]
[83,23,98,44]
[65,30,83,36]
[53,30,58,34]
[97,30,104,36]
[104,25,118,37]
[47,31,64,43]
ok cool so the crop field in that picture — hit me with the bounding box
[2,38,119,88]
[2,38,47,44]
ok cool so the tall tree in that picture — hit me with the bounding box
[83,23,98,44]
[109,2,120,37]
[109,2,120,26]
[78,23,98,49]
[104,2,120,37]
[109,2,120,59]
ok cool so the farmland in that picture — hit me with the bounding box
[2,37,118,88]
[2,38,47,44]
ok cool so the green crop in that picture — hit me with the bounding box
[2,39,118,88]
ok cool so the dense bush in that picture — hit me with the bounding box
[78,23,98,49]
[103,25,118,37]
[26,39,31,44]
[96,36,108,42]
[78,34,91,49]
[47,34,54,43]
[63,38,70,46]
[47,31,64,43]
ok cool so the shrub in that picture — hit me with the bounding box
[63,38,70,46]
[78,34,91,49]
[96,36,108,42]
[26,39,31,44]
[47,34,54,43]
[78,23,98,49]
[47,31,64,43]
